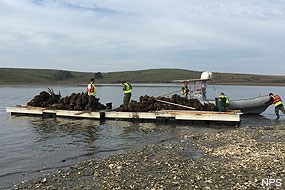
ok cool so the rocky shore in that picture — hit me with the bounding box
[15,126,285,190]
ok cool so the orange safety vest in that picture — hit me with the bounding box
[272,95,283,107]
[88,83,96,96]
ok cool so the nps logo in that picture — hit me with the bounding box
[261,178,282,187]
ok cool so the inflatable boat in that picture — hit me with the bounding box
[173,71,272,115]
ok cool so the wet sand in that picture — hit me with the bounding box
[15,126,285,190]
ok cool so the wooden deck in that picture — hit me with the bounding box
[6,106,242,126]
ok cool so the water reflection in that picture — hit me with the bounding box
[25,117,231,164]
[29,118,100,138]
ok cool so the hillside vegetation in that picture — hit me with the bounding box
[0,68,285,86]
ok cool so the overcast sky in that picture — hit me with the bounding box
[1,0,285,75]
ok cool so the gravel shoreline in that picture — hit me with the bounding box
[15,126,285,190]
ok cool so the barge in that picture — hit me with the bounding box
[6,105,242,126]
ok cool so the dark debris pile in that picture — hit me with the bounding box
[116,94,216,112]
[27,91,106,111]
[27,91,57,108]
[27,92,215,112]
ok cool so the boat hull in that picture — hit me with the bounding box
[205,95,272,115]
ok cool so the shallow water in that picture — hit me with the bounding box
[1,84,285,189]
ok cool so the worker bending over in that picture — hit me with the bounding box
[269,93,285,119]
[219,92,230,111]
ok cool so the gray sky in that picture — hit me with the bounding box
[1,0,285,75]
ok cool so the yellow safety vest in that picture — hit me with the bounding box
[182,87,189,96]
[219,95,230,104]
[123,82,132,94]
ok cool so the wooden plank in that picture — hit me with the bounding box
[106,111,240,122]
[105,112,134,119]
[74,110,92,115]
[6,107,102,119]
[158,110,240,121]
[162,110,241,115]
[105,112,157,119]
[175,113,240,122]
[56,110,101,118]
[6,106,44,115]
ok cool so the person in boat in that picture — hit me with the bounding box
[87,78,96,111]
[122,81,132,104]
[181,82,190,99]
[269,93,285,119]
[219,92,230,111]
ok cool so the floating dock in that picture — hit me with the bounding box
[6,106,242,126]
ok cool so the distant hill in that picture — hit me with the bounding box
[0,68,285,86]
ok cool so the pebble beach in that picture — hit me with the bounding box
[15,126,285,190]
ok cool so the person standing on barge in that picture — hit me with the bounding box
[181,82,189,99]
[87,78,96,111]
[122,81,132,104]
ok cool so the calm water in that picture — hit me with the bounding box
[1,84,285,189]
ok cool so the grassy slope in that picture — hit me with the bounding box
[1,68,285,86]
[100,69,201,83]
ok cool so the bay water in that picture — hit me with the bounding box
[1,84,285,189]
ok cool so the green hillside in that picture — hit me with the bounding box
[0,68,285,86]
[100,69,201,83]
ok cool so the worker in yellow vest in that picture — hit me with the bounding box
[219,92,230,111]
[181,82,189,99]
[87,78,96,111]
[269,93,285,119]
[122,81,132,104]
